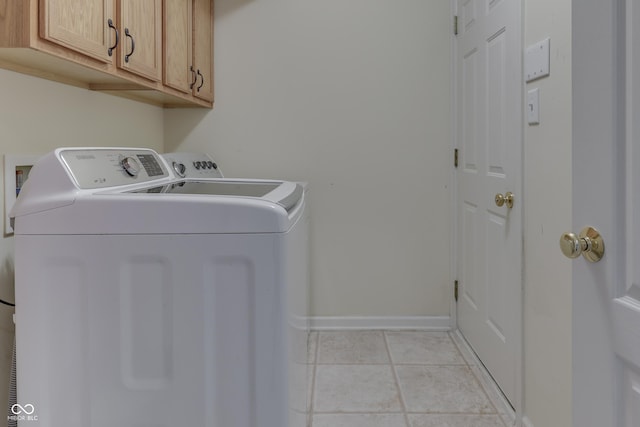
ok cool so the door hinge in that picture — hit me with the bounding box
[454,280,459,302]
[454,15,459,35]
[454,148,459,168]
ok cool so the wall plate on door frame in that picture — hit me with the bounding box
[4,154,42,235]
[525,38,551,82]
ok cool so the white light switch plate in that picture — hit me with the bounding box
[527,88,540,125]
[525,38,550,82]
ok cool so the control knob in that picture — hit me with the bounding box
[172,161,186,178]
[121,156,141,177]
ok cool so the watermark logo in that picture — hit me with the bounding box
[11,404,34,415]
[8,403,38,422]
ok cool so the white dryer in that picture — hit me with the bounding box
[11,147,309,427]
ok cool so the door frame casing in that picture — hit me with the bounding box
[449,0,525,424]
[572,1,624,425]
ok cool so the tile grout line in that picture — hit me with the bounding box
[447,331,509,427]
[447,331,497,409]
[383,330,412,427]
[308,332,320,427]
[446,331,473,369]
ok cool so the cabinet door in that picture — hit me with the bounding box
[119,0,162,81]
[163,0,192,93]
[192,0,213,102]
[40,0,116,63]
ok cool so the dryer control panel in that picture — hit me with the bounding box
[59,148,170,189]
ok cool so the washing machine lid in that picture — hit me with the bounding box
[11,148,305,234]
[127,180,303,213]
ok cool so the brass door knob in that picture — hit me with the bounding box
[495,192,514,209]
[559,226,605,262]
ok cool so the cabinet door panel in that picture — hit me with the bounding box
[192,0,213,102]
[40,0,115,63]
[163,0,192,93]
[119,0,161,81]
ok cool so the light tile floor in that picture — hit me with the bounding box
[308,330,513,427]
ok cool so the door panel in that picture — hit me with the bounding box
[617,3,640,423]
[487,30,507,174]
[119,0,162,81]
[163,0,193,93]
[572,1,640,425]
[462,203,479,309]
[623,371,640,426]
[462,48,478,172]
[456,0,522,405]
[40,0,115,63]
[486,213,507,339]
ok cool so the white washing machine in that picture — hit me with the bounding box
[10,147,309,427]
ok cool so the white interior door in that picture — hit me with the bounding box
[572,1,640,426]
[455,0,522,406]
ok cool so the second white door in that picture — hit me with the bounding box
[455,0,522,406]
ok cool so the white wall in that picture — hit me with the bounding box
[165,0,453,321]
[523,0,572,425]
[0,69,164,412]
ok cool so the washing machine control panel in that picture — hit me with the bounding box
[59,148,170,189]
[161,152,223,179]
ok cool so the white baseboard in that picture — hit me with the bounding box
[309,316,451,331]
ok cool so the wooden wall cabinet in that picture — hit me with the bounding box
[192,0,213,102]
[164,0,192,93]
[163,0,213,102]
[0,0,213,108]
[119,0,162,82]
[40,0,116,64]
